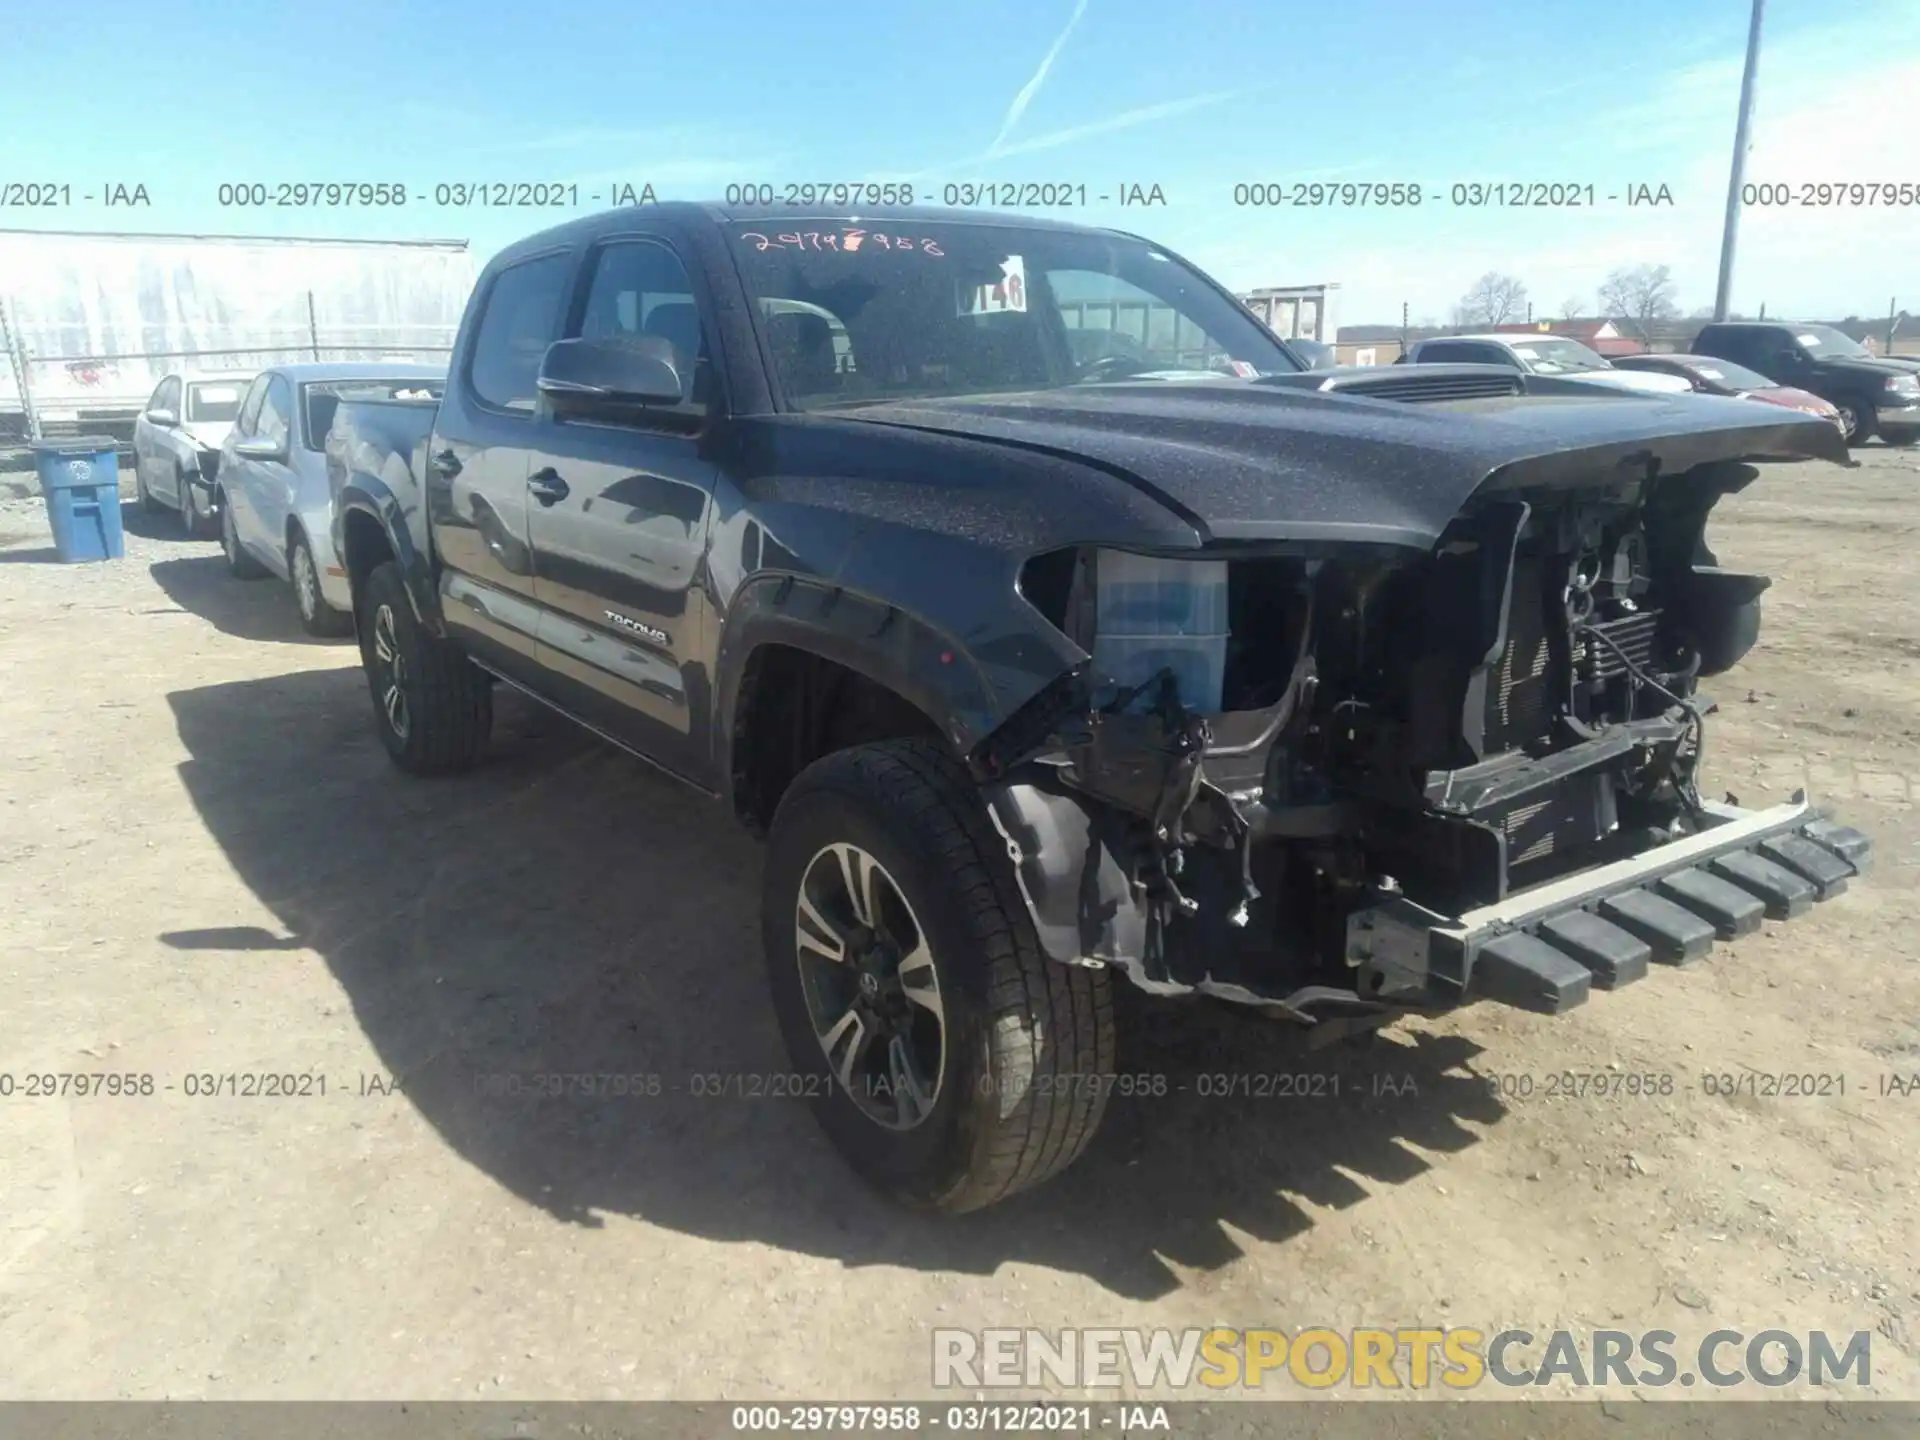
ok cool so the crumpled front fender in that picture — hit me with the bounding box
[981,774,1152,974]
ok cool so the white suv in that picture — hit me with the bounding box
[1402,334,1695,395]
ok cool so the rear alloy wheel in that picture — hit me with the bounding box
[356,560,492,774]
[763,737,1115,1212]
[290,532,352,637]
[1836,399,1874,446]
[220,494,268,579]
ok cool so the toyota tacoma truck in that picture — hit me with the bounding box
[327,202,1872,1213]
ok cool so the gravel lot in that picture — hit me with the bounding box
[1,446,1916,1402]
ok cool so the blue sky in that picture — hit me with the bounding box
[4,0,1916,325]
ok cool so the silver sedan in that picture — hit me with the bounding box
[216,362,444,636]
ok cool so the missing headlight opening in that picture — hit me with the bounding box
[985,457,1835,1030]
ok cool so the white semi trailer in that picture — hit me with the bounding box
[0,230,479,442]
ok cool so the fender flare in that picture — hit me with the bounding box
[336,477,444,635]
[713,572,1005,781]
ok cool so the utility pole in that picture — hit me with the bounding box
[1713,0,1766,321]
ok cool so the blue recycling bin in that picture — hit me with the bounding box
[31,437,125,563]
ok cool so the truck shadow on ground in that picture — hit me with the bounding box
[149,554,349,646]
[166,664,1510,1301]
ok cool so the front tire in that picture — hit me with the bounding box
[178,470,207,539]
[219,493,268,578]
[290,531,353,637]
[1837,398,1875,446]
[762,738,1115,1212]
[355,560,492,775]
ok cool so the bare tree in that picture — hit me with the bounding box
[1599,264,1680,346]
[1559,295,1587,322]
[1456,272,1530,327]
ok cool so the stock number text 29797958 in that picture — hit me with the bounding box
[212,182,662,209]
[1231,181,1675,208]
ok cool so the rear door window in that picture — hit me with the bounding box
[468,252,574,412]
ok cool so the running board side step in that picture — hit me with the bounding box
[1345,799,1873,1016]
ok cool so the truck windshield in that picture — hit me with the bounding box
[185,381,247,422]
[1792,324,1870,359]
[302,377,445,450]
[1508,338,1612,374]
[726,220,1299,409]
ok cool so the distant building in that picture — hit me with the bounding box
[1238,284,1340,344]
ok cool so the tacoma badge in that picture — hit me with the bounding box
[603,610,669,646]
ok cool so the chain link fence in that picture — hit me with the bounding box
[1,304,456,450]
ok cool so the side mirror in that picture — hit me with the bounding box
[145,407,179,427]
[538,337,685,417]
[233,436,284,460]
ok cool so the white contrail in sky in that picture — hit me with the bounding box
[987,0,1091,156]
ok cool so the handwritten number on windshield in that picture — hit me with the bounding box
[738,230,944,257]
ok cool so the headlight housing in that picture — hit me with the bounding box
[1884,374,1920,395]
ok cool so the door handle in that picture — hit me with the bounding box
[429,448,463,479]
[528,467,570,505]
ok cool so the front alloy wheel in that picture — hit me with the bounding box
[762,738,1116,1212]
[1836,400,1870,444]
[794,842,945,1130]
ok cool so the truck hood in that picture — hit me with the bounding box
[1562,368,1696,395]
[1827,355,1920,379]
[839,379,1849,552]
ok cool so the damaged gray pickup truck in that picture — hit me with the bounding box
[326,202,1872,1212]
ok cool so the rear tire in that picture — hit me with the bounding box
[290,531,353,637]
[356,560,492,775]
[762,737,1115,1212]
[219,493,268,578]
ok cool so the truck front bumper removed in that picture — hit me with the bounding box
[1346,795,1872,1015]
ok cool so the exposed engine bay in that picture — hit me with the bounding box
[971,458,1783,1025]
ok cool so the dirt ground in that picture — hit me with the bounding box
[1,445,1916,1404]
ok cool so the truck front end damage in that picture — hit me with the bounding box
[967,448,1872,1035]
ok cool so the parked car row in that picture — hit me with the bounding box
[132,364,447,634]
[1384,322,1917,446]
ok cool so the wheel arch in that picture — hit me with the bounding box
[717,576,1004,835]
[336,477,444,634]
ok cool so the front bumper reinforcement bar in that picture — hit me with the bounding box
[1345,795,1873,1015]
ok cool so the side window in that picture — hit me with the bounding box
[1418,342,1467,363]
[1470,344,1520,367]
[1701,329,1741,363]
[235,375,269,436]
[572,239,709,408]
[257,376,292,448]
[469,252,574,412]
